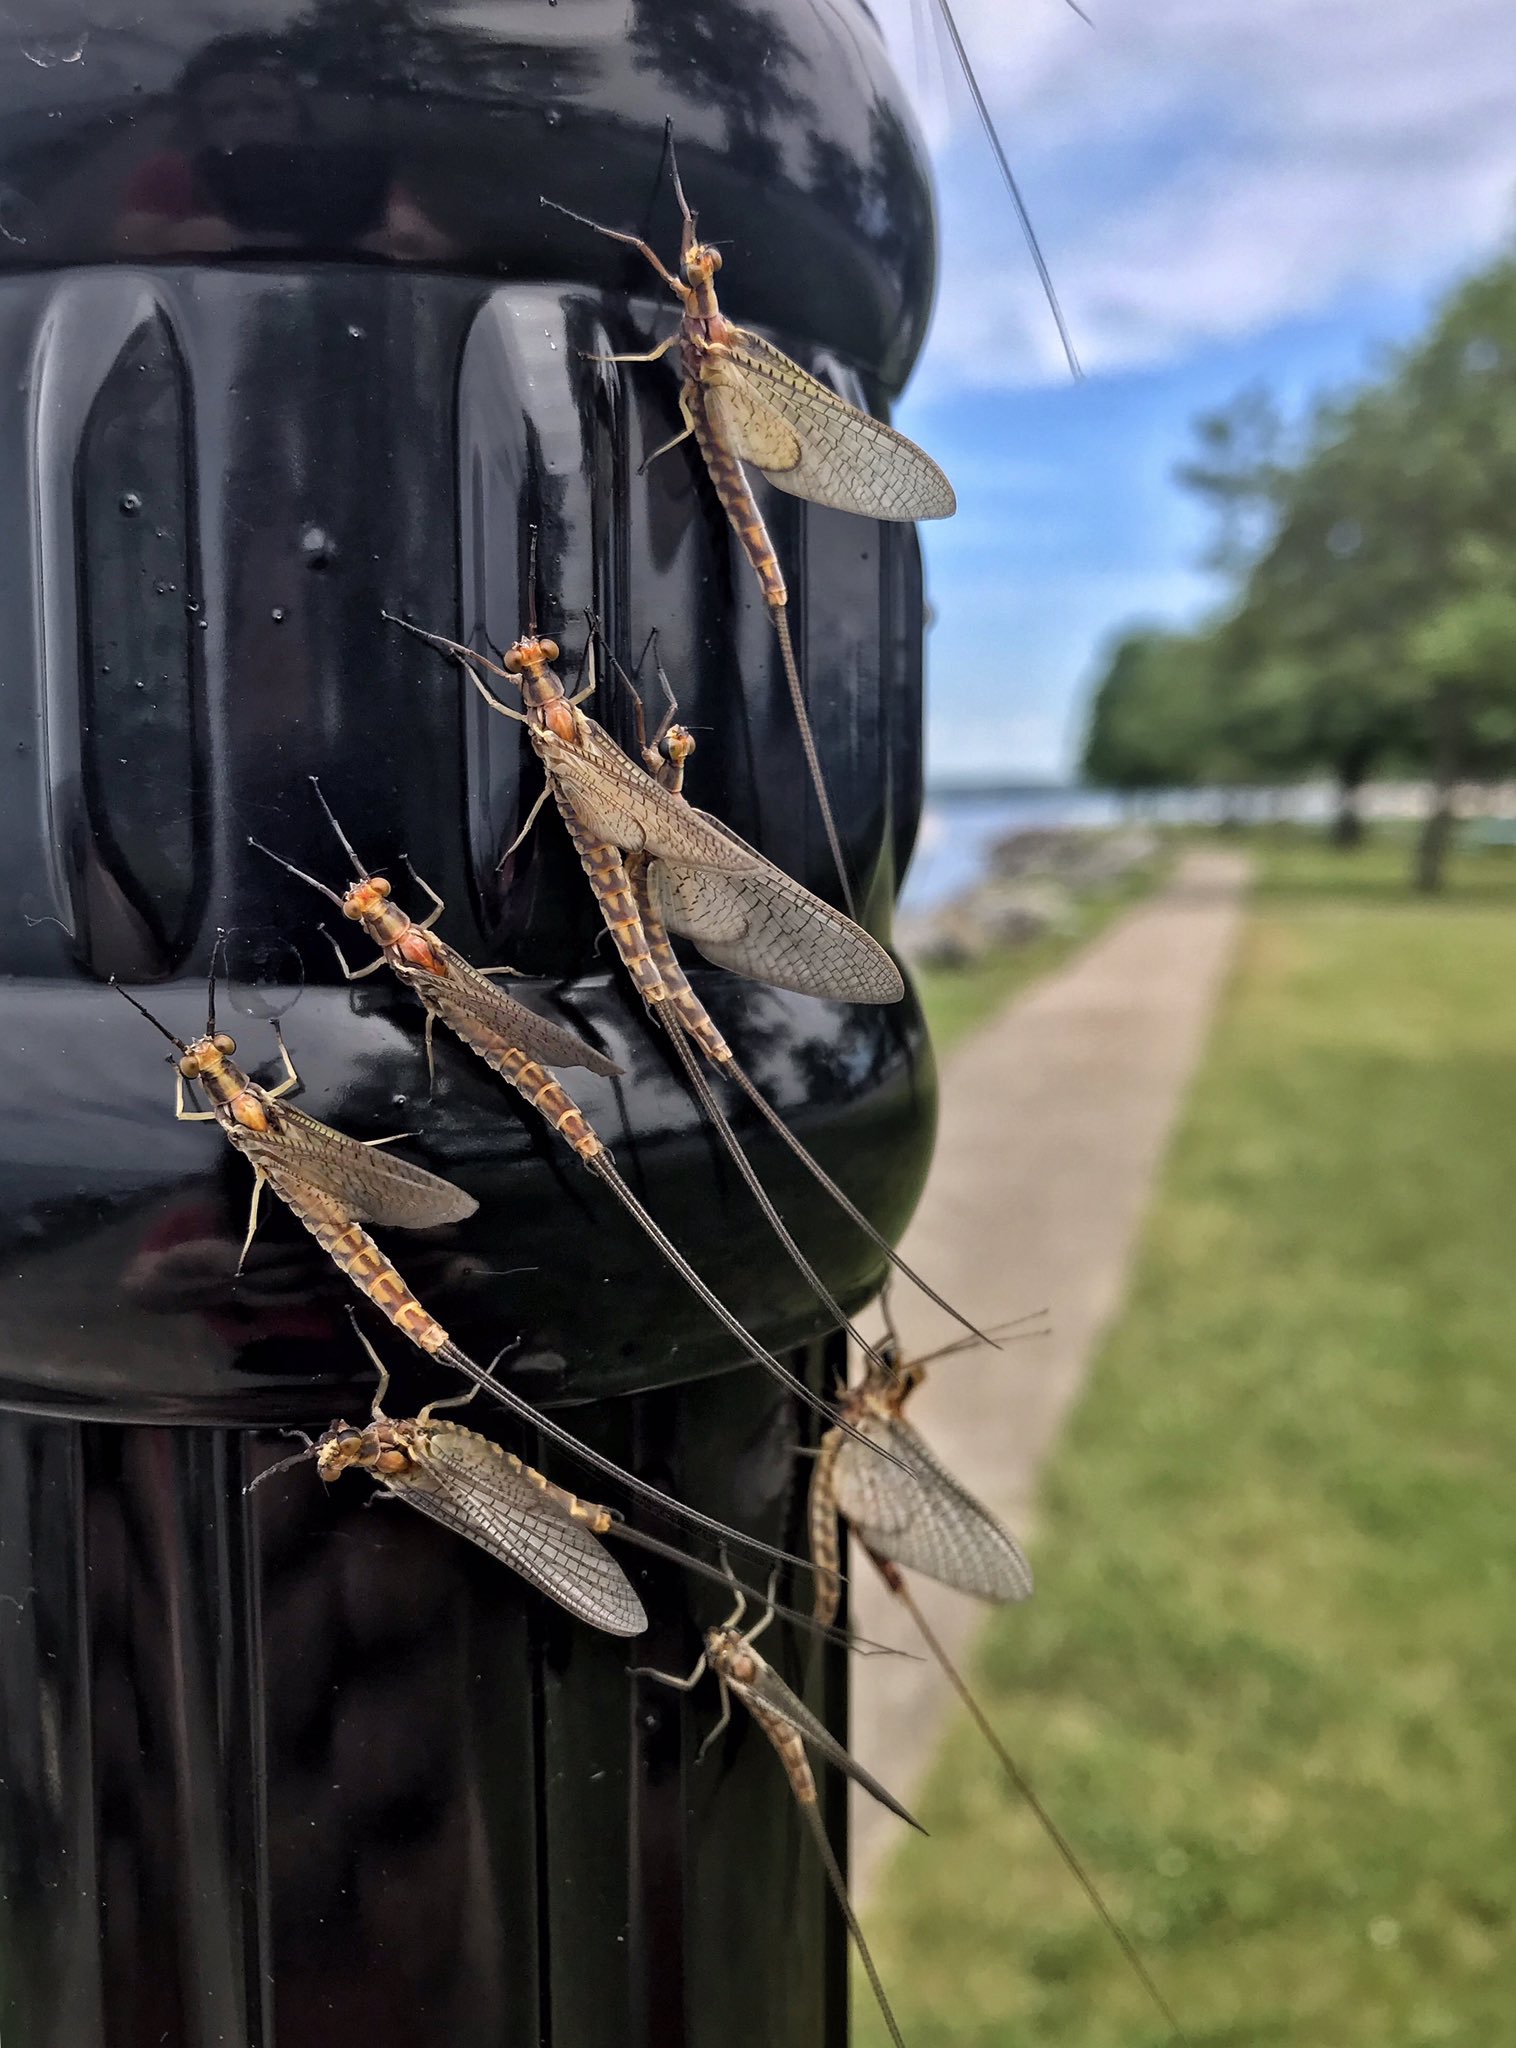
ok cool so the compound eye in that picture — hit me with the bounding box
[538,637,560,663]
[177,1054,199,1078]
[502,647,524,673]
[706,248,722,273]
[212,1032,237,1055]
[371,877,392,899]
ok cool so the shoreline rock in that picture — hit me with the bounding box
[901,826,1158,970]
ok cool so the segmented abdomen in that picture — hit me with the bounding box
[267,1171,449,1353]
[441,1008,604,1161]
[808,1429,845,1631]
[687,381,787,608]
[630,861,734,1061]
[751,1700,818,1803]
[553,791,668,1004]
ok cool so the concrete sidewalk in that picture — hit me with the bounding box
[851,848,1251,1892]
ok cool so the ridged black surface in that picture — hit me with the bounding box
[0,3,936,2042]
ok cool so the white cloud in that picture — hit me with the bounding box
[870,0,1516,387]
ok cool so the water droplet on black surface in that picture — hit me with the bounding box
[222,929,305,1023]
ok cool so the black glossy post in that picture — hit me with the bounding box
[0,5,938,2043]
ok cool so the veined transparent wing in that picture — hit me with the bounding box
[534,719,755,872]
[728,1654,922,1828]
[395,1425,647,1636]
[708,333,956,521]
[240,1101,478,1229]
[833,1415,1033,1605]
[645,831,904,1005]
[421,941,623,1077]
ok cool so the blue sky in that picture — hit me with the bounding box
[870,0,1516,780]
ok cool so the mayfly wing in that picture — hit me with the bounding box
[833,1414,1034,1604]
[399,1427,648,1637]
[423,936,623,1078]
[714,331,956,520]
[534,716,754,873]
[826,1411,919,1541]
[239,1103,478,1230]
[728,1652,924,1831]
[644,843,904,1004]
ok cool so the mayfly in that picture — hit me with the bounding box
[248,787,899,1466]
[260,1316,649,1637]
[639,1576,918,2048]
[256,1314,892,1646]
[543,132,955,914]
[396,614,992,1352]
[811,1303,1191,2046]
[111,955,816,1573]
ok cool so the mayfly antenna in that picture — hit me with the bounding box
[206,930,226,1037]
[664,118,697,248]
[109,978,189,1053]
[247,837,347,909]
[309,776,370,878]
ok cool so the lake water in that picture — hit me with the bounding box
[903,781,1516,914]
[901,783,1365,911]
[902,788,1129,911]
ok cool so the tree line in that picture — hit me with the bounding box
[1081,246,1516,888]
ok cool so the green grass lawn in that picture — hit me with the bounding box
[913,859,1165,1054]
[861,828,1516,2047]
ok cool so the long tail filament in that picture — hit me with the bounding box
[880,1560,1191,2046]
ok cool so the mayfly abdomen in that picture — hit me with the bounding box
[552,792,668,1003]
[631,871,735,1062]
[751,1701,819,1803]
[687,384,787,607]
[264,1172,450,1355]
[503,1051,604,1164]
[440,1009,606,1163]
[808,1431,845,1632]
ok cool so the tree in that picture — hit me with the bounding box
[1174,247,1516,880]
[1407,570,1516,890]
[1081,629,1219,791]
